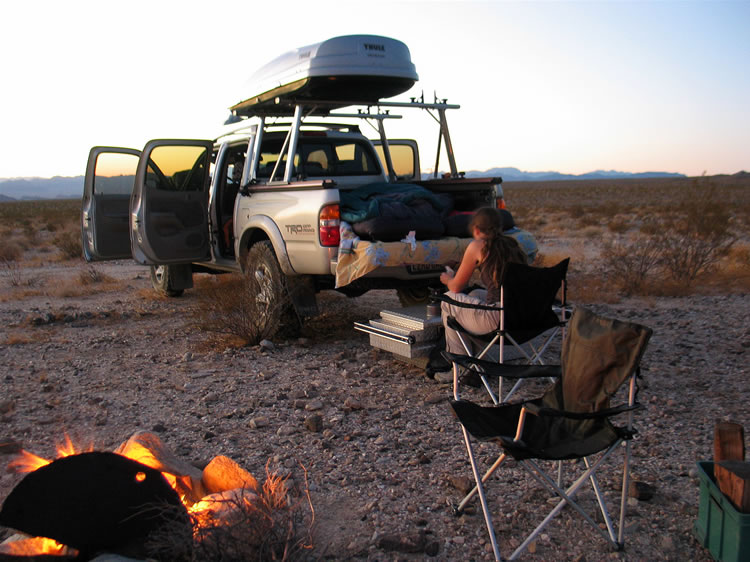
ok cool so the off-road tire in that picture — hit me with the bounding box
[244,241,299,339]
[396,286,431,307]
[150,265,184,298]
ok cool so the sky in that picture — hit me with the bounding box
[1,0,748,179]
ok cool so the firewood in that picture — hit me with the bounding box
[201,455,259,495]
[714,421,746,504]
[714,421,745,462]
[715,460,750,513]
[115,431,206,502]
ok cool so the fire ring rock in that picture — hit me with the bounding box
[0,451,189,556]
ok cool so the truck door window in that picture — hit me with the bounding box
[375,144,415,179]
[146,145,209,192]
[93,152,138,195]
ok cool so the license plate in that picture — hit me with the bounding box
[406,264,444,274]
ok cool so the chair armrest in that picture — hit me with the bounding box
[524,402,642,419]
[433,293,503,312]
[442,351,562,380]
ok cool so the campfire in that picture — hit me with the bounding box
[0,432,312,560]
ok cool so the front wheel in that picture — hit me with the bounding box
[150,265,184,297]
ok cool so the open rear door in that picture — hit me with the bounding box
[82,146,140,261]
[373,139,421,182]
[130,139,213,265]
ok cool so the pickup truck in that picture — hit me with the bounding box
[81,35,504,336]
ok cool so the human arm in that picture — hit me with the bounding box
[440,239,483,293]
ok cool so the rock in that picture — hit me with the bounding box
[433,371,453,383]
[0,401,15,415]
[344,397,363,410]
[448,475,473,495]
[305,414,323,432]
[424,392,446,404]
[629,480,655,501]
[376,532,427,553]
[248,417,268,429]
[305,399,324,411]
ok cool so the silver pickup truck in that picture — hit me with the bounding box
[81,35,503,334]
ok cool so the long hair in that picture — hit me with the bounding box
[470,207,526,285]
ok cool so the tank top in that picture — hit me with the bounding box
[478,260,500,304]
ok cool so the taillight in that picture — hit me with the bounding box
[319,204,340,247]
[496,197,506,210]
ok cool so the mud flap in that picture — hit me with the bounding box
[287,275,319,318]
[169,264,194,290]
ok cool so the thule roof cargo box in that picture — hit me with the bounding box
[229,35,418,117]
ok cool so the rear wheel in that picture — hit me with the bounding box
[150,265,184,297]
[244,241,298,338]
[396,286,431,307]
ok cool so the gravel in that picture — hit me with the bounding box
[1,262,747,560]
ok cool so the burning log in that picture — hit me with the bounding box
[202,455,259,495]
[0,451,189,558]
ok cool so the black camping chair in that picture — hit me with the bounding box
[438,258,570,404]
[448,307,653,561]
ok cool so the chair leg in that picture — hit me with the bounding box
[459,425,503,561]
[456,452,508,513]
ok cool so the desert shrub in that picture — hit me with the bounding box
[601,234,664,295]
[77,265,115,285]
[2,258,24,287]
[0,241,23,262]
[659,181,736,285]
[193,271,298,346]
[54,230,83,260]
[607,218,629,234]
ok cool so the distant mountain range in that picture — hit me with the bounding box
[0,168,688,200]
[462,167,686,182]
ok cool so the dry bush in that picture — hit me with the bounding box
[657,182,737,285]
[2,258,26,287]
[147,466,314,562]
[607,217,629,234]
[192,271,298,346]
[77,265,115,285]
[601,234,664,295]
[54,230,83,260]
[0,240,23,262]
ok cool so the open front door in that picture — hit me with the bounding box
[82,146,141,261]
[130,139,213,265]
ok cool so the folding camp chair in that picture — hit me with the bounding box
[439,258,570,404]
[448,307,652,561]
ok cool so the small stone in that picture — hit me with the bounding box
[629,480,655,501]
[433,371,453,383]
[249,417,268,429]
[304,414,323,432]
[448,475,473,495]
[424,392,445,404]
[344,397,363,410]
[0,401,15,415]
[305,399,324,411]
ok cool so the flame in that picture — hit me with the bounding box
[0,536,77,557]
[3,433,242,553]
[7,449,51,473]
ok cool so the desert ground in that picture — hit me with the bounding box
[1,174,749,560]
